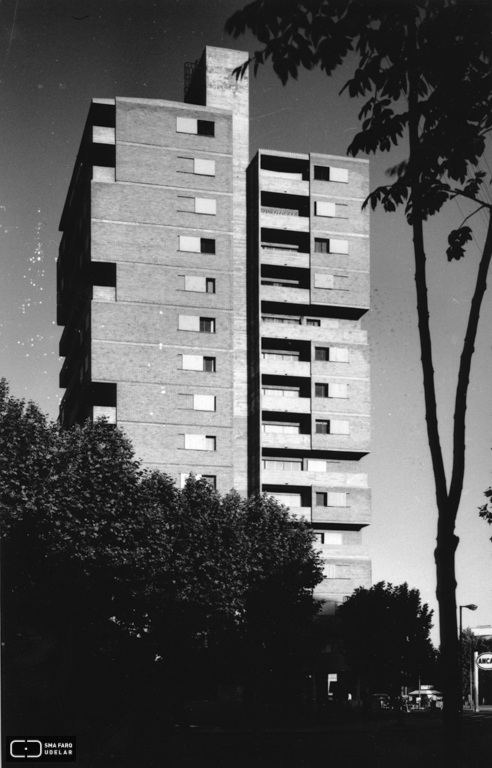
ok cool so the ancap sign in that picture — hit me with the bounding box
[476,653,492,670]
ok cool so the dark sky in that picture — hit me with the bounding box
[2,0,492,642]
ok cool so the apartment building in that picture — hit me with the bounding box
[57,46,371,617]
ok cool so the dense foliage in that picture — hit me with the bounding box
[338,582,437,697]
[227,0,492,734]
[0,380,323,753]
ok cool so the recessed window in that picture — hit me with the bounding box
[200,317,215,333]
[182,355,216,372]
[261,315,301,325]
[201,238,215,253]
[314,347,349,363]
[316,492,327,506]
[262,387,300,398]
[179,235,216,254]
[203,356,216,372]
[314,238,349,255]
[315,348,329,362]
[198,119,215,136]
[262,423,300,434]
[206,278,216,293]
[201,475,217,488]
[262,351,300,362]
[176,117,215,136]
[313,532,325,544]
[314,166,330,181]
[314,165,348,183]
[262,459,302,471]
[315,419,350,435]
[315,383,328,398]
[261,278,300,288]
[306,318,320,327]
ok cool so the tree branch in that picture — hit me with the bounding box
[449,211,492,512]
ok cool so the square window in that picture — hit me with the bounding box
[203,357,216,372]
[197,119,215,136]
[315,347,329,361]
[204,435,216,451]
[206,278,216,293]
[201,474,217,488]
[315,383,328,398]
[315,492,327,506]
[315,420,329,434]
[200,317,215,333]
[314,166,331,181]
[201,238,216,254]
[314,238,329,253]
[313,532,325,545]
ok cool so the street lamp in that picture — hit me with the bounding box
[459,604,478,713]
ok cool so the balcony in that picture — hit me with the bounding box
[312,505,371,526]
[261,358,311,377]
[261,433,311,449]
[261,209,309,232]
[261,395,311,414]
[316,543,370,559]
[260,321,368,346]
[261,469,369,488]
[260,170,310,197]
[261,248,310,270]
[286,506,312,521]
[261,285,310,304]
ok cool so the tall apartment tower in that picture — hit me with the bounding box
[246,150,371,612]
[57,46,371,612]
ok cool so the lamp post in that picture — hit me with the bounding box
[459,604,478,713]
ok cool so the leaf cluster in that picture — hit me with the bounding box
[337,581,437,694]
[0,380,323,704]
[227,0,492,238]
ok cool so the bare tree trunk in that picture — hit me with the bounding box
[406,16,492,738]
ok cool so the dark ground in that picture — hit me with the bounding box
[67,708,492,768]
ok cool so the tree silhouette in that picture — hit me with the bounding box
[338,582,437,699]
[1,380,323,753]
[227,0,492,737]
